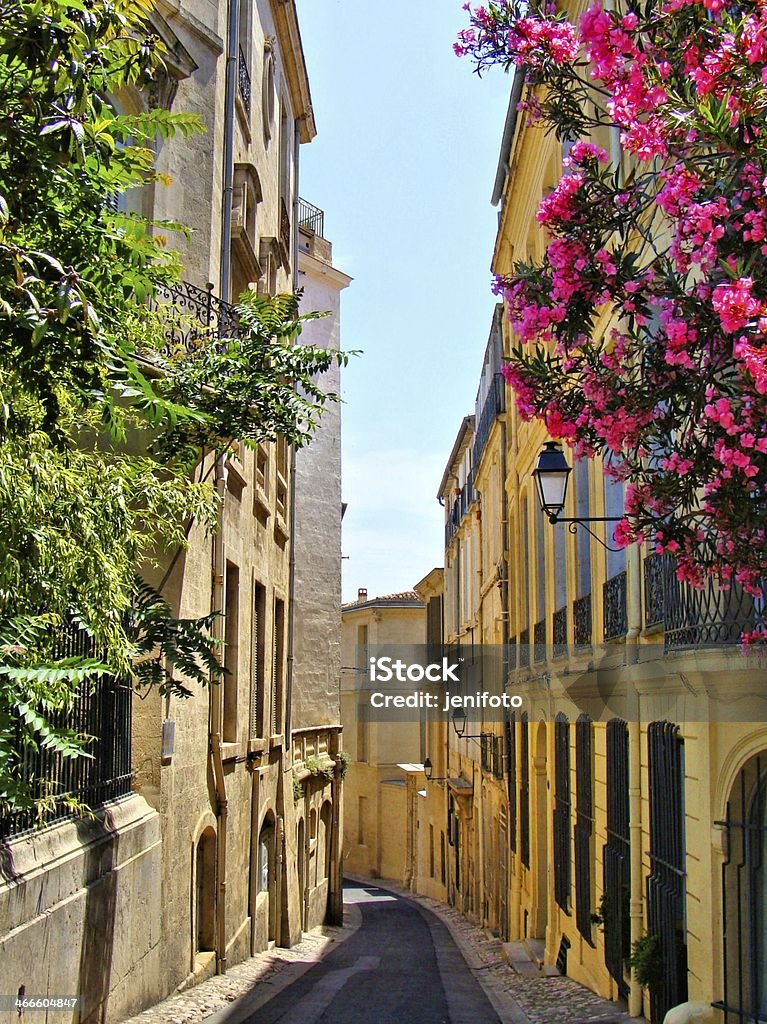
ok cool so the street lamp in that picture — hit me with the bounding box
[532,441,622,551]
[423,757,447,782]
[451,707,487,740]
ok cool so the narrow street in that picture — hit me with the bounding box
[232,882,501,1024]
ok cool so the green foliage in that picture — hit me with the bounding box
[337,750,351,780]
[0,0,346,821]
[128,580,224,699]
[155,291,348,465]
[305,755,335,783]
[627,933,665,992]
[292,772,303,804]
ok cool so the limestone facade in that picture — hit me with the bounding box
[0,3,347,1021]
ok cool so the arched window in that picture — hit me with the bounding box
[321,801,333,880]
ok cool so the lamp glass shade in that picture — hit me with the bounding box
[533,442,572,517]
[424,757,433,780]
[452,707,467,737]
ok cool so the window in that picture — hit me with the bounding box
[224,561,240,742]
[429,825,435,878]
[250,581,266,738]
[357,797,367,846]
[276,437,288,521]
[262,45,275,141]
[554,713,571,912]
[270,597,285,736]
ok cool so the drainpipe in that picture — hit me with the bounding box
[626,543,643,1016]
[211,454,229,974]
[219,0,239,301]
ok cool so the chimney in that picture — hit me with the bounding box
[357,588,368,603]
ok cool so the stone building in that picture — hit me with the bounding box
[429,63,767,1024]
[340,589,426,883]
[0,4,348,1022]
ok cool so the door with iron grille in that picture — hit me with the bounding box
[604,718,630,998]
[647,721,688,1024]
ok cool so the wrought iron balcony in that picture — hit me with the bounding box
[573,593,592,648]
[238,47,251,114]
[603,571,628,641]
[534,618,547,663]
[153,280,245,353]
[519,628,530,668]
[553,605,568,658]
[473,373,505,469]
[643,552,759,649]
[297,198,325,237]
[280,197,291,254]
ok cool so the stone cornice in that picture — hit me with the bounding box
[270,0,316,142]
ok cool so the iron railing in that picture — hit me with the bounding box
[473,373,505,469]
[0,622,133,838]
[603,571,628,641]
[520,712,530,868]
[604,718,631,999]
[460,469,475,518]
[238,47,251,114]
[506,712,517,854]
[714,752,767,1023]
[575,714,594,944]
[647,721,688,1024]
[553,605,568,658]
[553,713,571,912]
[519,628,530,668]
[297,197,325,237]
[573,593,592,648]
[280,197,291,254]
[533,618,546,663]
[154,280,245,353]
[643,552,757,648]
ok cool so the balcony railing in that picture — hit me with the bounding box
[553,606,568,658]
[238,47,251,114]
[154,280,245,353]
[280,197,291,254]
[297,198,325,237]
[534,618,547,663]
[604,571,628,641]
[473,373,505,469]
[643,552,759,649]
[573,593,592,648]
[0,621,133,838]
[519,628,530,668]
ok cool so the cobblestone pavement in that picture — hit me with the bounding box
[120,916,360,1024]
[120,879,646,1024]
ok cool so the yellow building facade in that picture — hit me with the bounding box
[340,590,426,884]
[432,65,767,1024]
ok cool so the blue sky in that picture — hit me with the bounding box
[296,1,512,603]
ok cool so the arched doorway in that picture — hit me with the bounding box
[195,827,216,953]
[297,817,306,932]
[717,751,767,1022]
[258,815,277,943]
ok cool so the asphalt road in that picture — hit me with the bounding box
[237,881,502,1024]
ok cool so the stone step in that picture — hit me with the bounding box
[501,941,542,976]
[524,936,546,965]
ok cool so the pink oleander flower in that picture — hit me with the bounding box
[712,277,763,333]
